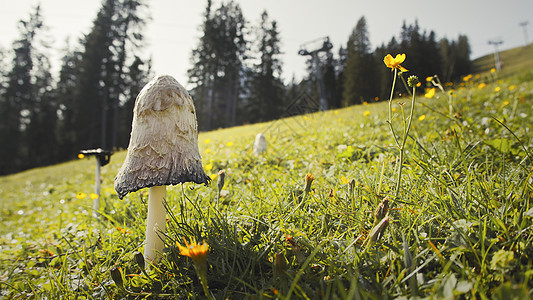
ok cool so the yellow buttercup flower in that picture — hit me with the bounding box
[463,74,472,82]
[426,76,433,82]
[418,114,426,121]
[204,139,211,144]
[226,142,234,147]
[363,110,371,117]
[509,85,516,91]
[76,192,87,199]
[478,83,487,89]
[78,153,85,159]
[490,68,496,73]
[424,88,436,98]
[383,53,408,72]
[90,193,99,200]
[205,163,213,171]
[494,87,501,92]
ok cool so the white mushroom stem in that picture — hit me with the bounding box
[144,185,167,263]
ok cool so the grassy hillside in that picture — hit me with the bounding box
[472,44,533,78]
[1,50,532,298]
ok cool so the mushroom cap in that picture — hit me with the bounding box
[253,133,267,156]
[114,75,210,199]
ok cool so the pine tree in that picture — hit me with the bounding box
[247,11,285,122]
[189,0,247,131]
[455,35,471,77]
[117,56,152,148]
[0,5,54,174]
[342,16,375,106]
[59,0,149,154]
[55,41,83,160]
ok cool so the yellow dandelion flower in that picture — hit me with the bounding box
[205,163,213,171]
[478,83,487,89]
[204,139,211,144]
[178,238,209,265]
[383,53,408,72]
[418,114,426,121]
[76,192,87,199]
[494,87,501,92]
[424,88,436,98]
[226,142,234,147]
[78,153,85,159]
[363,110,371,117]
[341,176,349,185]
[90,193,99,200]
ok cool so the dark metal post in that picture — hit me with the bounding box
[79,149,112,217]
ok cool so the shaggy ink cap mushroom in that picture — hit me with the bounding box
[114,75,210,199]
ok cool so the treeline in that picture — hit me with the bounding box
[188,4,471,131]
[0,1,152,175]
[0,0,472,175]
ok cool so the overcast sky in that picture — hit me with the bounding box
[1,0,532,88]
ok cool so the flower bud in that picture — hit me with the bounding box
[217,170,225,193]
[110,267,123,288]
[134,251,145,270]
[274,252,288,275]
[407,75,419,87]
[348,179,356,196]
[304,173,314,194]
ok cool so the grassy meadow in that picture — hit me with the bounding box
[1,46,533,299]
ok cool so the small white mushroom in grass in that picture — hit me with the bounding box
[114,75,210,264]
[253,133,267,156]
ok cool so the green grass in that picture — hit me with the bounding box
[472,44,533,79]
[1,50,533,298]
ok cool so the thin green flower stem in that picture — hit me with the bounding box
[196,265,214,300]
[394,86,417,197]
[399,73,412,96]
[387,69,401,147]
[448,93,453,117]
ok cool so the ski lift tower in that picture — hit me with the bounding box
[488,39,504,71]
[298,36,333,111]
